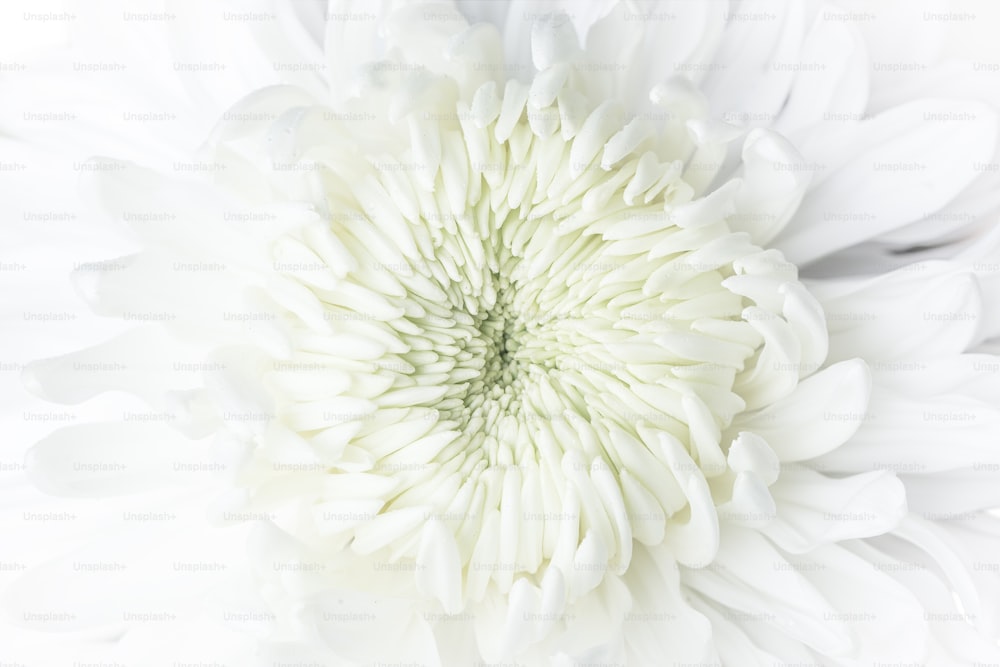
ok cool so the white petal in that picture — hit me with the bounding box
[621,543,713,664]
[685,526,853,656]
[731,129,810,245]
[773,9,870,134]
[701,0,804,124]
[765,467,907,552]
[657,433,719,568]
[806,262,982,362]
[788,543,928,663]
[416,519,464,614]
[731,359,872,462]
[26,423,199,498]
[775,99,999,264]
[531,12,579,70]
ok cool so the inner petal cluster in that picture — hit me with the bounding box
[242,69,824,610]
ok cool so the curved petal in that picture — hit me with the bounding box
[729,359,872,462]
[775,99,999,264]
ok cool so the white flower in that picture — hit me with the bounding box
[4,1,1000,665]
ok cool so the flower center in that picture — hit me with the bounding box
[476,286,524,389]
[462,283,532,439]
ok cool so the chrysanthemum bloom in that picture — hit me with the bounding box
[4,1,1000,665]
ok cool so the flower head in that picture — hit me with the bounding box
[6,1,1000,665]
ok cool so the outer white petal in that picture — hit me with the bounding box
[775,99,999,264]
